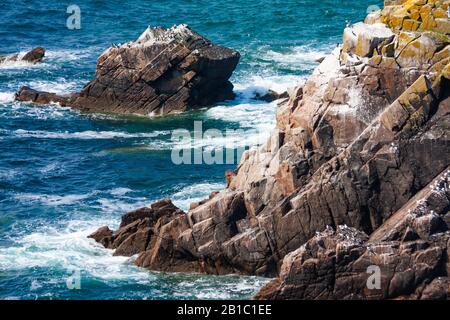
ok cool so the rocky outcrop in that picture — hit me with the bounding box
[90,1,449,299]
[15,25,240,116]
[16,87,69,106]
[254,90,289,102]
[88,198,205,272]
[255,166,450,299]
[0,47,45,64]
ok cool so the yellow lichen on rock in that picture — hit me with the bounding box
[419,3,433,21]
[381,0,450,35]
[432,7,447,18]
[380,75,434,133]
[441,60,450,79]
[396,31,449,67]
[435,18,450,34]
[403,18,421,30]
[396,31,420,49]
[420,14,438,30]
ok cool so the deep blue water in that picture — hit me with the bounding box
[0,0,381,299]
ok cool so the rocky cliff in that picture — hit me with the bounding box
[15,25,240,116]
[90,0,450,299]
[0,47,45,64]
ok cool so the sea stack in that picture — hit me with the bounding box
[90,0,450,300]
[15,25,240,116]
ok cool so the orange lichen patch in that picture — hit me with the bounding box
[432,7,447,18]
[403,19,421,30]
[419,14,438,30]
[419,3,433,21]
[381,0,450,35]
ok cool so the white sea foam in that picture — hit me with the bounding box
[232,45,328,100]
[39,162,63,175]
[347,87,363,109]
[169,274,269,299]
[0,102,77,121]
[94,196,150,214]
[0,168,21,182]
[313,47,341,76]
[0,53,38,70]
[0,219,152,282]
[207,102,275,129]
[14,193,91,206]
[172,182,226,211]
[110,187,133,196]
[171,128,270,153]
[234,74,302,99]
[231,44,331,100]
[204,102,275,151]
[0,48,92,70]
[11,129,168,140]
[45,49,92,62]
[0,92,15,103]
[263,45,330,67]
[1,41,301,298]
[0,52,56,73]
[133,102,274,152]
[25,79,81,95]
[0,218,268,298]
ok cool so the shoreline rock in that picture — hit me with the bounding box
[0,47,45,64]
[254,89,289,102]
[89,1,450,299]
[15,25,240,116]
[255,165,450,299]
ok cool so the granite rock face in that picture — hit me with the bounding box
[90,1,450,299]
[15,25,240,116]
[0,47,45,64]
[88,199,197,270]
[256,166,450,299]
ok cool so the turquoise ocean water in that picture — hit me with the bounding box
[0,0,381,299]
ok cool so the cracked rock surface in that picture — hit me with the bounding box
[15,25,240,116]
[90,1,450,299]
[0,47,45,64]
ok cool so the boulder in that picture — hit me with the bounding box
[119,199,180,227]
[341,22,394,59]
[21,47,45,63]
[15,87,69,106]
[0,47,45,64]
[254,90,289,102]
[88,226,114,248]
[88,199,185,258]
[15,25,240,116]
